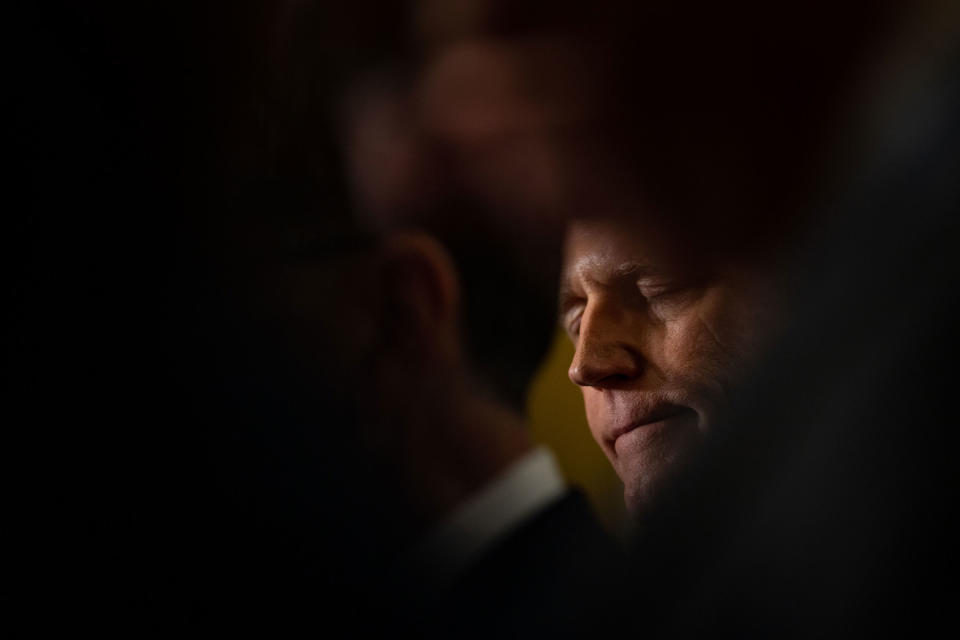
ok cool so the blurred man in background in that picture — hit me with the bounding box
[126,0,620,634]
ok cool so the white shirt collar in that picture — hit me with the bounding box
[402,445,567,589]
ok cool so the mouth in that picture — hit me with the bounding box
[608,404,697,446]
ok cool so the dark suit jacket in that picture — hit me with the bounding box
[391,490,626,639]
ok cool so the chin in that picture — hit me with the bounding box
[623,476,661,521]
[618,424,706,520]
[620,455,690,521]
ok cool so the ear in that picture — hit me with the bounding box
[375,231,462,363]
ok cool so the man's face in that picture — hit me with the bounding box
[560,217,776,517]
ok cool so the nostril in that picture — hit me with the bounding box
[596,372,630,386]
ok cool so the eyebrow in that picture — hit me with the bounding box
[612,261,663,278]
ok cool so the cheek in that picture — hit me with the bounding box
[661,318,708,367]
[694,286,766,369]
[660,306,731,383]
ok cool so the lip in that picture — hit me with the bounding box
[608,404,695,446]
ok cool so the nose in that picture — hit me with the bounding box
[568,300,644,388]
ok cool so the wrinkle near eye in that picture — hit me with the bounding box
[692,291,739,362]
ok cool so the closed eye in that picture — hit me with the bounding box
[637,279,678,300]
[558,282,586,337]
[567,313,582,339]
[560,303,584,339]
[638,278,702,319]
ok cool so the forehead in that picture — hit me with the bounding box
[564,218,660,281]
